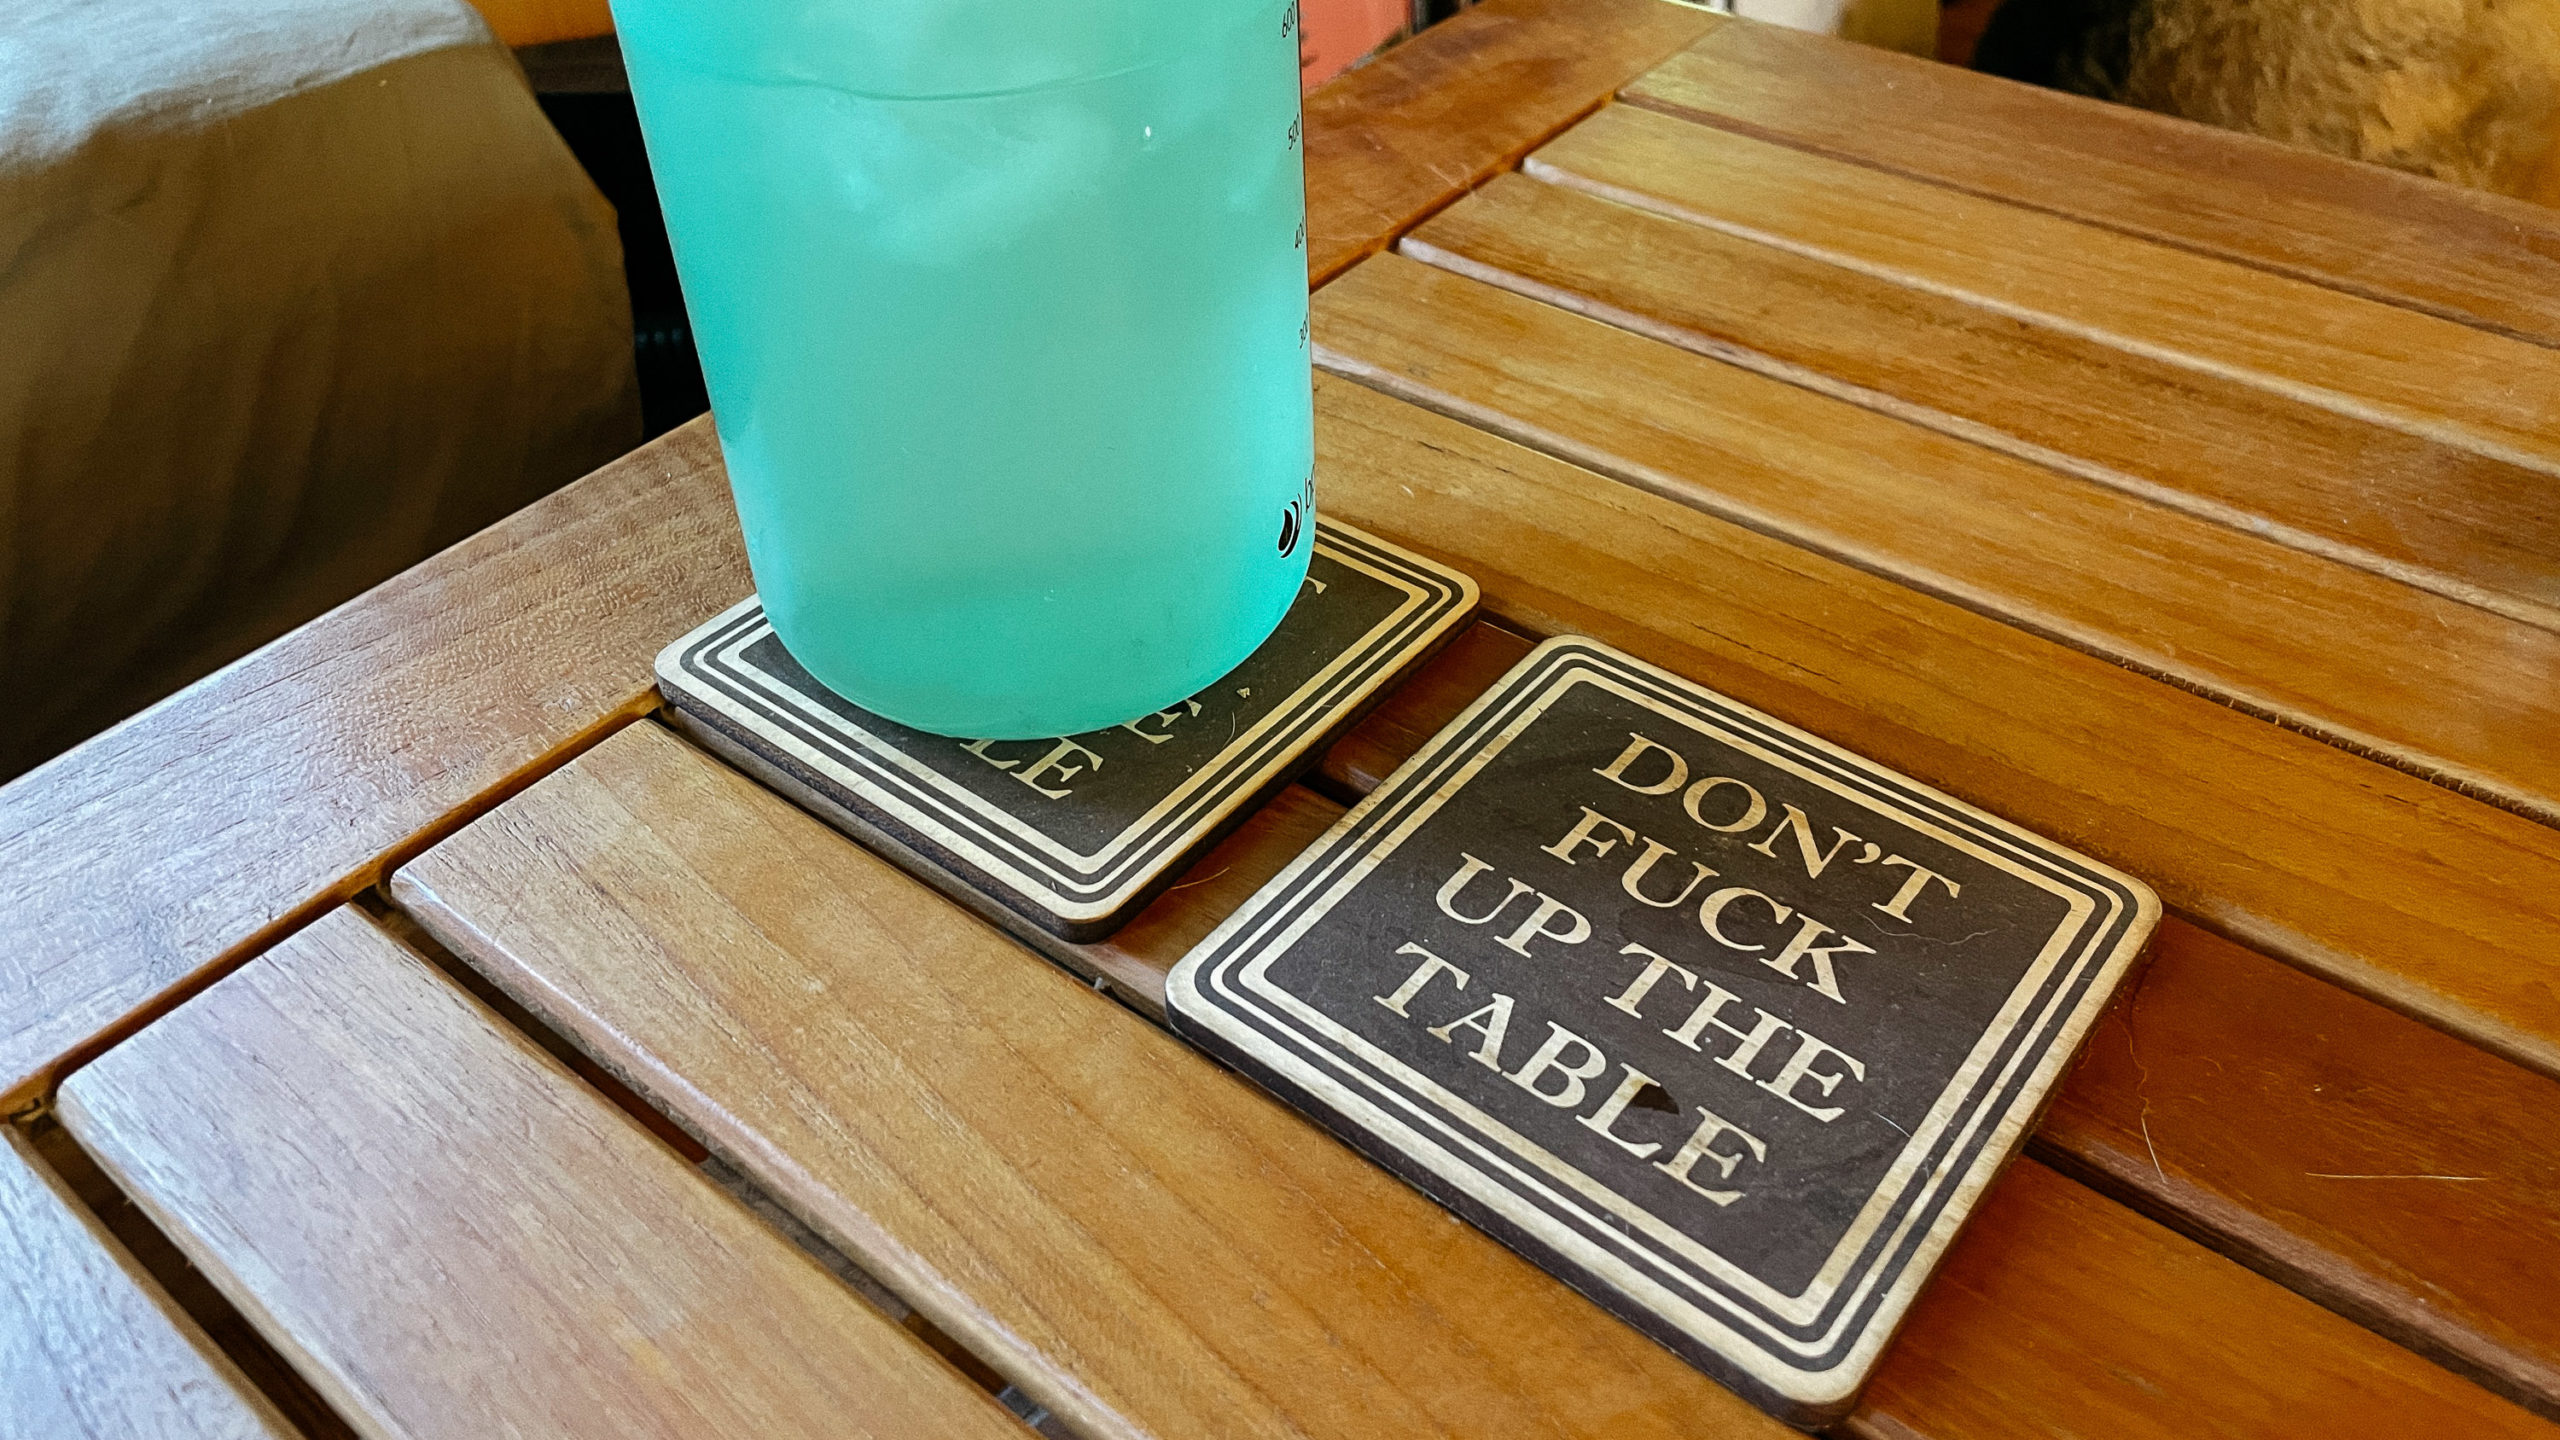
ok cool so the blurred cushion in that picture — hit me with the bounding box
[0,0,640,776]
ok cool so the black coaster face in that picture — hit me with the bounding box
[655,520,1476,941]
[1167,637,2158,1425]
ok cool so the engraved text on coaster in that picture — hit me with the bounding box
[1166,636,2159,1426]
[656,520,1478,941]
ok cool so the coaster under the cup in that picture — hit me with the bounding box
[655,519,1478,943]
[1166,636,2159,1427]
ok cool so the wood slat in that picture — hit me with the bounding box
[1314,249,2560,827]
[1117,837,2559,1414]
[1623,20,2560,348]
[1315,618,1541,797]
[1064,782,1344,1020]
[1850,1158,2546,1440]
[1303,0,1716,284]
[1300,373,2560,1081]
[1525,104,2560,476]
[392,719,1798,1440]
[2042,921,2560,1414]
[1396,172,2560,632]
[1287,622,2560,1416]
[0,0,1685,1108]
[388,702,2555,1439]
[0,1126,293,1440]
[52,907,1024,1440]
[0,422,750,1107]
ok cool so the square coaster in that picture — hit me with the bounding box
[1167,636,2158,1426]
[656,519,1477,942]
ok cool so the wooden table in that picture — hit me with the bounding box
[8,4,2560,1436]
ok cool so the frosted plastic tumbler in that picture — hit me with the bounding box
[614,0,1316,737]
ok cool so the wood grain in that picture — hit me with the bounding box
[0,421,749,1106]
[2040,921,2560,1415]
[1397,173,2560,632]
[1303,0,1717,284]
[1062,782,1346,1020]
[391,722,2559,1440]
[0,1125,293,1440]
[1526,104,2560,476]
[1314,619,1539,797]
[1848,1159,2549,1440]
[53,907,1022,1440]
[1059,618,1539,1018]
[1623,20,2560,347]
[1144,630,2560,1418]
[1302,373,2560,1082]
[1314,250,2560,827]
[391,719,1801,1440]
[0,0,1687,1109]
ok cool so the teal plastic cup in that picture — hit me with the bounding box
[612,0,1316,738]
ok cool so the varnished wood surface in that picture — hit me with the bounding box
[392,720,1801,1440]
[1063,783,1345,1020]
[0,422,749,1106]
[388,718,2558,1439]
[1304,373,2560,1083]
[2043,921,2560,1415]
[53,908,1023,1440]
[1314,619,1540,797]
[0,1127,293,1440]
[1626,20,2560,347]
[1303,0,1716,284]
[1527,104,2560,477]
[1317,250,2560,825]
[0,0,1643,1106]
[1172,619,2560,1418]
[1069,846,2560,1421]
[1851,1159,2548,1439]
[11,14,2554,1434]
[1396,173,2560,632]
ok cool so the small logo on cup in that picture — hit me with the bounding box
[1279,468,1316,556]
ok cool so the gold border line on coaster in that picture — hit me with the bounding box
[1167,635,2159,1425]
[653,519,1479,941]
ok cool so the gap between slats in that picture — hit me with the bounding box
[20,905,1075,1440]
[1608,92,2560,357]
[1523,108,2560,484]
[5,1110,357,1440]
[364,895,1081,1437]
[1615,24,2560,353]
[1318,340,2560,832]
[1312,234,2560,836]
[0,691,666,1119]
[1393,233,2560,639]
[373,698,2560,1433]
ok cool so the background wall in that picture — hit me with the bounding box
[471,0,1422,89]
